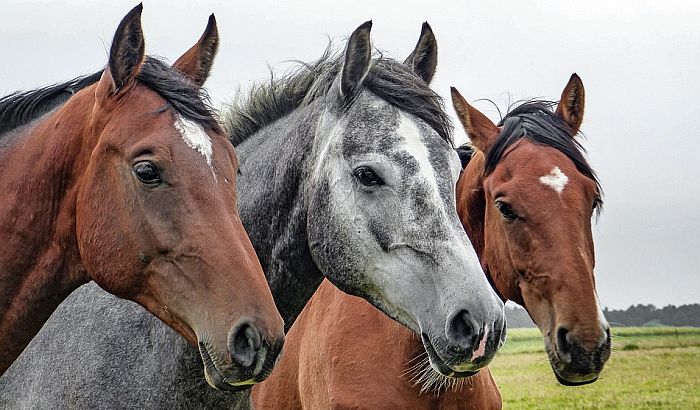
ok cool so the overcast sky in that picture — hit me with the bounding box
[2,0,699,309]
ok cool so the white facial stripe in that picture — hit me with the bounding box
[539,166,569,194]
[398,113,444,207]
[174,115,214,174]
[313,112,347,177]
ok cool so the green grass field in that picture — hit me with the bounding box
[489,327,700,409]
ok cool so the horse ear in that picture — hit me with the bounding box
[340,21,373,99]
[404,22,438,84]
[555,73,585,136]
[172,14,219,87]
[451,87,500,153]
[97,4,145,99]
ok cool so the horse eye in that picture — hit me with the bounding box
[353,166,384,187]
[495,200,518,221]
[133,161,162,185]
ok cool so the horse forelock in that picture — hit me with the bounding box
[483,100,602,213]
[136,57,221,133]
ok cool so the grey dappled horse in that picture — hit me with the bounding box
[0,22,505,408]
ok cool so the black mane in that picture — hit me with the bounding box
[223,47,452,146]
[455,144,475,169]
[137,58,220,132]
[0,56,219,138]
[0,72,102,136]
[461,100,602,207]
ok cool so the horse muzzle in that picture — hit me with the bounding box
[198,322,285,391]
[548,325,611,386]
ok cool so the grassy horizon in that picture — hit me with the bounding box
[489,327,700,409]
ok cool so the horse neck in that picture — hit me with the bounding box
[456,151,514,303]
[235,105,325,330]
[0,89,95,373]
[456,151,487,259]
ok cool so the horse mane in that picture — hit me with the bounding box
[0,56,220,138]
[480,100,602,211]
[0,72,103,136]
[223,46,452,146]
[137,57,220,132]
[455,144,475,169]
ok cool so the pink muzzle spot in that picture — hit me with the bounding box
[470,324,489,361]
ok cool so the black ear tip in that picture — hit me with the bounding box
[121,3,143,25]
[114,3,144,39]
[421,21,433,33]
[206,14,218,32]
[570,72,583,83]
[130,3,143,16]
[358,20,373,31]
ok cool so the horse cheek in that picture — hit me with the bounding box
[75,166,141,298]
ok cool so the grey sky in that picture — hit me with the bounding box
[2,0,699,309]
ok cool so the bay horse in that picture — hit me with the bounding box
[0,22,505,408]
[252,74,612,408]
[0,5,284,389]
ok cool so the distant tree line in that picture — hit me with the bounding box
[505,303,700,328]
[603,304,700,327]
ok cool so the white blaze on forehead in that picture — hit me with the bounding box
[398,113,443,205]
[539,166,569,194]
[174,114,214,173]
[313,112,347,177]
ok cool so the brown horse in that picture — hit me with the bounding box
[252,74,611,408]
[0,5,284,389]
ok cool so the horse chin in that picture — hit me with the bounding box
[551,365,599,386]
[545,345,600,386]
[420,333,480,379]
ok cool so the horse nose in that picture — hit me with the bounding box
[228,322,263,368]
[446,310,480,351]
[555,325,610,373]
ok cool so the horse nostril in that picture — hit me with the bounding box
[447,310,478,350]
[557,327,571,356]
[228,323,262,369]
